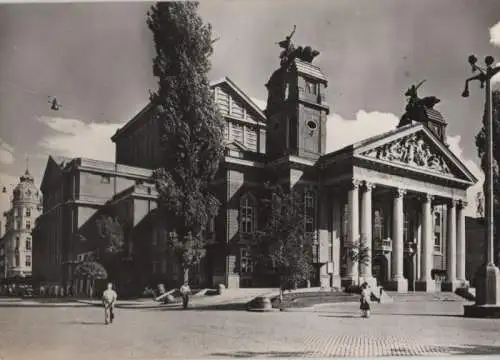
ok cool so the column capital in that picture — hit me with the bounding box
[350,179,362,190]
[447,199,459,208]
[394,188,406,198]
[421,194,434,203]
[364,181,376,191]
[457,200,468,210]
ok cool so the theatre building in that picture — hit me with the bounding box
[33,49,477,294]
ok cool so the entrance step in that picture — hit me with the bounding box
[385,291,466,303]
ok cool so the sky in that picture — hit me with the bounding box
[1,0,500,218]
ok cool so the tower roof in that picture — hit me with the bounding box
[293,59,327,82]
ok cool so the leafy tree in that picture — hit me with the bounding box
[255,185,314,301]
[96,215,125,255]
[74,260,107,298]
[147,2,224,283]
[475,89,500,263]
[342,240,371,285]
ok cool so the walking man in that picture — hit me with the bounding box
[102,283,117,325]
[180,282,191,309]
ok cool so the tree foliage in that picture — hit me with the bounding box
[475,89,500,262]
[255,185,314,293]
[75,261,108,280]
[147,2,224,281]
[96,215,125,255]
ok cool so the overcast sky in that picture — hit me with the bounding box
[1,0,500,217]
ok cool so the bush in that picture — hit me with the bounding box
[142,287,156,298]
[345,285,362,294]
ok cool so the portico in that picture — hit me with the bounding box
[317,123,477,292]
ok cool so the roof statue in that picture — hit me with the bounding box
[277,25,320,67]
[404,80,441,112]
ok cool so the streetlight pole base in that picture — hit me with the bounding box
[464,263,500,318]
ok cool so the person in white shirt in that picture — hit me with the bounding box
[180,282,191,309]
[102,283,118,325]
[360,282,371,318]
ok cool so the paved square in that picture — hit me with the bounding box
[1,300,500,359]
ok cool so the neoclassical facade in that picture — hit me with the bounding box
[34,46,476,294]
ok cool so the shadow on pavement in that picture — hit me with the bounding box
[152,303,249,311]
[210,351,313,358]
[319,314,360,319]
[60,321,105,326]
[319,312,462,318]
[391,344,500,355]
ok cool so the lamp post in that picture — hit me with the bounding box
[462,55,500,316]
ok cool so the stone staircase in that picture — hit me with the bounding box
[385,291,467,303]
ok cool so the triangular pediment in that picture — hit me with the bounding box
[210,77,266,124]
[353,124,477,184]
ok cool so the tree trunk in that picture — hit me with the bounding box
[279,288,284,302]
[183,267,189,284]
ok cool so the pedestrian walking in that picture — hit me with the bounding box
[360,282,371,318]
[102,283,118,325]
[180,282,191,309]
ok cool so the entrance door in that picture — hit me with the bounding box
[372,255,388,286]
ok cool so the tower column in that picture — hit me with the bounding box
[456,200,468,286]
[360,181,376,288]
[389,188,408,292]
[346,179,361,285]
[416,194,436,292]
[444,199,460,292]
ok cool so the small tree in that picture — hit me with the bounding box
[343,241,371,286]
[74,261,107,298]
[255,185,314,301]
[148,2,224,283]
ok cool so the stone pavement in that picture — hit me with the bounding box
[1,296,500,359]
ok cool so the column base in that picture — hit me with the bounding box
[331,275,341,289]
[359,275,378,289]
[474,263,500,305]
[320,274,330,289]
[442,280,463,292]
[387,277,408,293]
[415,279,436,292]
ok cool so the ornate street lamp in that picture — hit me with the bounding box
[462,55,500,317]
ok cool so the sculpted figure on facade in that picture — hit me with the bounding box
[404,80,441,113]
[276,25,321,67]
[363,133,451,175]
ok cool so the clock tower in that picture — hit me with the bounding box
[265,41,330,160]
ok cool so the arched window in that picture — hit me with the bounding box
[240,194,256,234]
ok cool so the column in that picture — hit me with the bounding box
[456,200,468,286]
[445,199,459,291]
[346,179,361,284]
[390,188,408,292]
[318,189,330,288]
[360,181,377,288]
[331,198,341,288]
[417,194,435,292]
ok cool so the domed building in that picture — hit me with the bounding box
[0,169,43,280]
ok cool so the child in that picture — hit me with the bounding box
[360,282,371,318]
[180,282,191,309]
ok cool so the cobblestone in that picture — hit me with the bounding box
[1,299,500,359]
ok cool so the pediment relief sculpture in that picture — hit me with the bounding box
[361,132,451,175]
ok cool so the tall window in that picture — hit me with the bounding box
[25,208,31,217]
[434,211,441,227]
[240,195,256,234]
[231,122,244,143]
[434,232,442,252]
[403,211,410,243]
[25,255,31,267]
[373,209,384,243]
[15,236,20,248]
[26,237,31,251]
[15,220,21,230]
[240,248,253,273]
[304,189,316,233]
[14,254,19,267]
[26,220,31,230]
